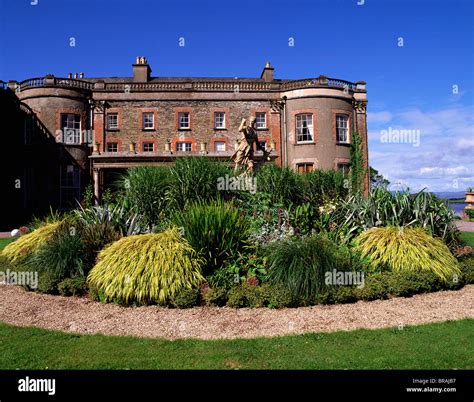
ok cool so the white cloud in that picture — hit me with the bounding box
[367,111,392,124]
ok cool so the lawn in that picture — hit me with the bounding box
[460,231,474,248]
[0,319,472,369]
[0,238,15,250]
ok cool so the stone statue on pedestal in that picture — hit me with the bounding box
[232,116,271,174]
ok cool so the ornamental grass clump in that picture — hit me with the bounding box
[354,227,460,282]
[87,228,204,305]
[2,221,61,264]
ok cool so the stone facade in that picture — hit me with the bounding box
[6,57,369,208]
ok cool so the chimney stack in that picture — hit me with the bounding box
[133,56,152,82]
[80,72,84,78]
[68,73,72,79]
[260,61,274,82]
[74,73,78,79]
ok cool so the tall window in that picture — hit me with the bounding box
[214,112,226,129]
[336,115,349,143]
[297,163,314,173]
[60,113,81,144]
[106,142,118,153]
[215,141,226,152]
[176,142,192,152]
[143,142,154,152]
[60,165,81,208]
[142,112,154,130]
[256,112,267,129]
[296,114,313,142]
[107,113,119,130]
[337,163,350,176]
[178,112,190,129]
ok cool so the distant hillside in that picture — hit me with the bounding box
[432,191,466,200]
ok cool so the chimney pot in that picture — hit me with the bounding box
[68,73,72,79]
[73,73,78,79]
[80,72,84,78]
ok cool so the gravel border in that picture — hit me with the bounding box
[0,285,472,340]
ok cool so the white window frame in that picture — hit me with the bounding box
[142,112,154,130]
[215,141,226,152]
[336,114,349,144]
[256,112,267,129]
[337,163,350,176]
[106,142,118,153]
[107,113,119,130]
[296,113,313,143]
[176,141,192,152]
[178,112,190,129]
[143,142,154,152]
[214,112,226,129]
[61,113,81,144]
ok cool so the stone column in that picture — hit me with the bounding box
[93,168,101,205]
[354,81,369,196]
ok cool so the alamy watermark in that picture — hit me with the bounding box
[217,174,257,194]
[0,269,38,289]
[380,126,420,147]
[325,269,365,288]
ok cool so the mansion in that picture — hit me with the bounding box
[0,58,368,228]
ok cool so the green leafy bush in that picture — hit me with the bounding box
[168,157,230,210]
[122,166,171,229]
[58,277,87,296]
[81,223,121,272]
[300,169,348,205]
[171,200,251,275]
[265,234,351,301]
[169,288,200,308]
[37,272,61,294]
[460,256,474,284]
[87,228,204,305]
[24,221,85,281]
[354,227,461,282]
[255,164,301,207]
[332,188,460,247]
[204,287,229,307]
[226,283,294,308]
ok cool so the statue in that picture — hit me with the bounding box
[232,116,271,174]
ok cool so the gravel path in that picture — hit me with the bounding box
[456,221,474,232]
[0,285,472,340]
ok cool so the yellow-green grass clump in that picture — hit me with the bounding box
[87,228,205,305]
[355,227,460,282]
[2,222,62,264]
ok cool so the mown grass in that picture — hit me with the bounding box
[0,319,472,369]
[0,238,15,250]
[460,231,474,248]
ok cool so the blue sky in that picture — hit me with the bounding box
[1,0,473,192]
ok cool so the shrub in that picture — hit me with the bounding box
[74,201,145,236]
[255,164,301,207]
[226,283,294,308]
[204,287,228,306]
[354,227,461,282]
[265,234,351,301]
[122,166,172,229]
[2,222,61,264]
[300,169,348,206]
[24,221,86,281]
[352,273,389,301]
[169,288,200,308]
[87,228,205,305]
[81,223,121,272]
[168,157,230,210]
[37,271,61,294]
[460,256,474,284]
[58,277,87,296]
[171,200,251,275]
[207,266,240,290]
[332,188,461,247]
